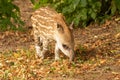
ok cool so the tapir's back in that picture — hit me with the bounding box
[31,7,62,40]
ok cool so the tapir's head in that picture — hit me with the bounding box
[54,14,74,61]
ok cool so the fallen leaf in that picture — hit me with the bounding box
[115,33,120,39]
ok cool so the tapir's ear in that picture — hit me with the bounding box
[59,13,66,20]
[57,24,64,33]
[69,21,74,30]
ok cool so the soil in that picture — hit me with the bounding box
[0,0,120,80]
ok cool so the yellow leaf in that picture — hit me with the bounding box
[112,71,119,75]
[100,59,106,64]
[13,53,20,58]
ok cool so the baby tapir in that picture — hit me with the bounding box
[31,7,74,61]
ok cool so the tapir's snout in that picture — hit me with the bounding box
[69,49,74,62]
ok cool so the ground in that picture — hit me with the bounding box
[0,0,120,80]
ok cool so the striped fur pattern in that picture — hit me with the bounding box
[31,7,74,61]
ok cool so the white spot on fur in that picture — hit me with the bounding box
[35,45,40,54]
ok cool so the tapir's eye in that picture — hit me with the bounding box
[62,44,69,50]
[57,24,64,32]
